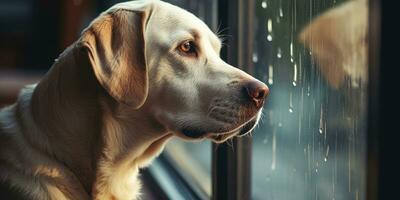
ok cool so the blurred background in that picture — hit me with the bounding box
[0,0,92,106]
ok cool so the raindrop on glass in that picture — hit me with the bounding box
[277,47,282,58]
[293,63,298,86]
[268,64,273,85]
[267,34,273,41]
[261,0,267,9]
[290,42,294,62]
[267,18,272,33]
[279,7,283,17]
[319,107,324,134]
[325,145,330,162]
[271,131,277,170]
[289,92,294,113]
[252,53,258,63]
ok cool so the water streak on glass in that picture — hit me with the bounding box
[293,63,298,86]
[268,64,273,85]
[267,18,272,33]
[277,47,282,58]
[271,129,276,170]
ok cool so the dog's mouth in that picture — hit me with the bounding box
[181,114,259,143]
[207,117,258,143]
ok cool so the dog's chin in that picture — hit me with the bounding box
[180,117,259,144]
[208,118,258,143]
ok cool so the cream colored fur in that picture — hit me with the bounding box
[0,0,267,199]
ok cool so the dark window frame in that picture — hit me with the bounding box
[212,0,254,200]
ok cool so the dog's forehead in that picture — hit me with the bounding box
[156,2,209,30]
[150,1,220,46]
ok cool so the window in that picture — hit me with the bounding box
[251,0,368,199]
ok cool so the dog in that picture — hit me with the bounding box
[0,0,269,199]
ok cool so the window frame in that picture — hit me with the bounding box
[212,0,254,200]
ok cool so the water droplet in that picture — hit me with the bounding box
[325,145,330,162]
[278,122,282,127]
[252,53,258,63]
[319,106,324,134]
[267,34,273,41]
[293,63,297,86]
[277,48,282,58]
[268,65,273,85]
[261,1,267,9]
[267,18,272,32]
[290,42,293,55]
[279,7,283,17]
[263,138,268,144]
[315,168,318,173]
[290,42,294,62]
[271,131,277,170]
[289,92,294,113]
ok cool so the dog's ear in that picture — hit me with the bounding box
[79,2,153,108]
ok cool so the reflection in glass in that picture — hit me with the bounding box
[251,0,368,199]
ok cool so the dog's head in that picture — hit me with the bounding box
[80,0,269,143]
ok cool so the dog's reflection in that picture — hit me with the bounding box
[299,0,368,89]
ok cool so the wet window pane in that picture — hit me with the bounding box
[251,0,368,199]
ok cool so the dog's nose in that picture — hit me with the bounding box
[245,81,269,104]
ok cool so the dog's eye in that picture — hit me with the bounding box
[179,41,197,55]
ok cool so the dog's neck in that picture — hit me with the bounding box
[26,44,171,199]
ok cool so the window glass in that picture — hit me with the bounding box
[251,0,368,199]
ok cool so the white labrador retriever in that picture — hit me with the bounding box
[0,0,268,199]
